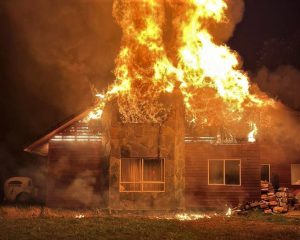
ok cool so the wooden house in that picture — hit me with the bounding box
[25,95,300,210]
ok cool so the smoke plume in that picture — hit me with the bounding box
[64,170,102,207]
[208,0,245,44]
[256,66,300,159]
[1,0,120,116]
[255,65,300,110]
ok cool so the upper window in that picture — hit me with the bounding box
[291,164,300,185]
[120,158,165,192]
[261,164,270,182]
[208,159,241,185]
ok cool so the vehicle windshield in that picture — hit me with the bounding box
[8,180,22,186]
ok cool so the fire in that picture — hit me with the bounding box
[175,213,211,221]
[85,0,273,134]
[248,122,258,143]
[175,208,233,221]
[225,207,232,217]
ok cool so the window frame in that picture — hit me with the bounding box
[260,164,271,182]
[208,159,241,186]
[119,157,165,192]
[291,164,300,186]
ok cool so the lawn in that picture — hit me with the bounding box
[0,208,299,240]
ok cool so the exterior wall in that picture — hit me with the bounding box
[47,141,108,208]
[106,92,185,210]
[260,144,300,190]
[185,143,261,208]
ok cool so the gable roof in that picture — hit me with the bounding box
[24,109,92,156]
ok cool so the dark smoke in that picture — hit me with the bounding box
[0,0,120,202]
[3,0,120,87]
[255,65,300,110]
[208,0,245,43]
[64,170,103,207]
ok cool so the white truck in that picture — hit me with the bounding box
[4,177,38,203]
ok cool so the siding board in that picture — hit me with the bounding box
[185,143,261,208]
[47,141,108,208]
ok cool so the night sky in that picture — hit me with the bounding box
[0,0,300,197]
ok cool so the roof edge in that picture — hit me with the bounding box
[24,108,92,156]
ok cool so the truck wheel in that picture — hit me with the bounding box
[16,192,31,204]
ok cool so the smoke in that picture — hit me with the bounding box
[46,152,108,207]
[255,65,300,110]
[0,0,120,198]
[17,162,48,203]
[1,0,120,116]
[208,0,245,43]
[64,170,102,207]
[255,66,300,159]
[0,144,17,201]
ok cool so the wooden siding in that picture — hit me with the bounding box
[47,141,108,208]
[260,144,300,190]
[185,143,260,208]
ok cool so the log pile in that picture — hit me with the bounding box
[244,181,296,214]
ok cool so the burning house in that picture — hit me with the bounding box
[25,0,300,210]
[24,91,259,210]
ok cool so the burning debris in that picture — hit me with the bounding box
[174,208,233,221]
[175,213,211,221]
[225,207,232,216]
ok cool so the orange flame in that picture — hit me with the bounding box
[86,0,273,131]
[248,122,258,143]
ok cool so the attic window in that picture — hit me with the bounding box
[208,159,241,186]
[120,158,165,192]
[291,164,300,185]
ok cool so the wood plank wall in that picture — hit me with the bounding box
[185,143,261,208]
[47,141,108,208]
[260,144,300,190]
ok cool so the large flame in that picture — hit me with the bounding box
[86,0,273,135]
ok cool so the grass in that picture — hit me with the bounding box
[239,210,300,224]
[0,208,299,240]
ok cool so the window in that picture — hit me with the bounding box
[261,164,270,182]
[291,164,300,185]
[208,159,241,185]
[8,181,22,186]
[120,158,165,192]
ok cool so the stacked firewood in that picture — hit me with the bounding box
[261,182,289,213]
[244,181,296,213]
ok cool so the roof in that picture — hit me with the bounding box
[24,108,92,156]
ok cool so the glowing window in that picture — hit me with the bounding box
[120,158,165,192]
